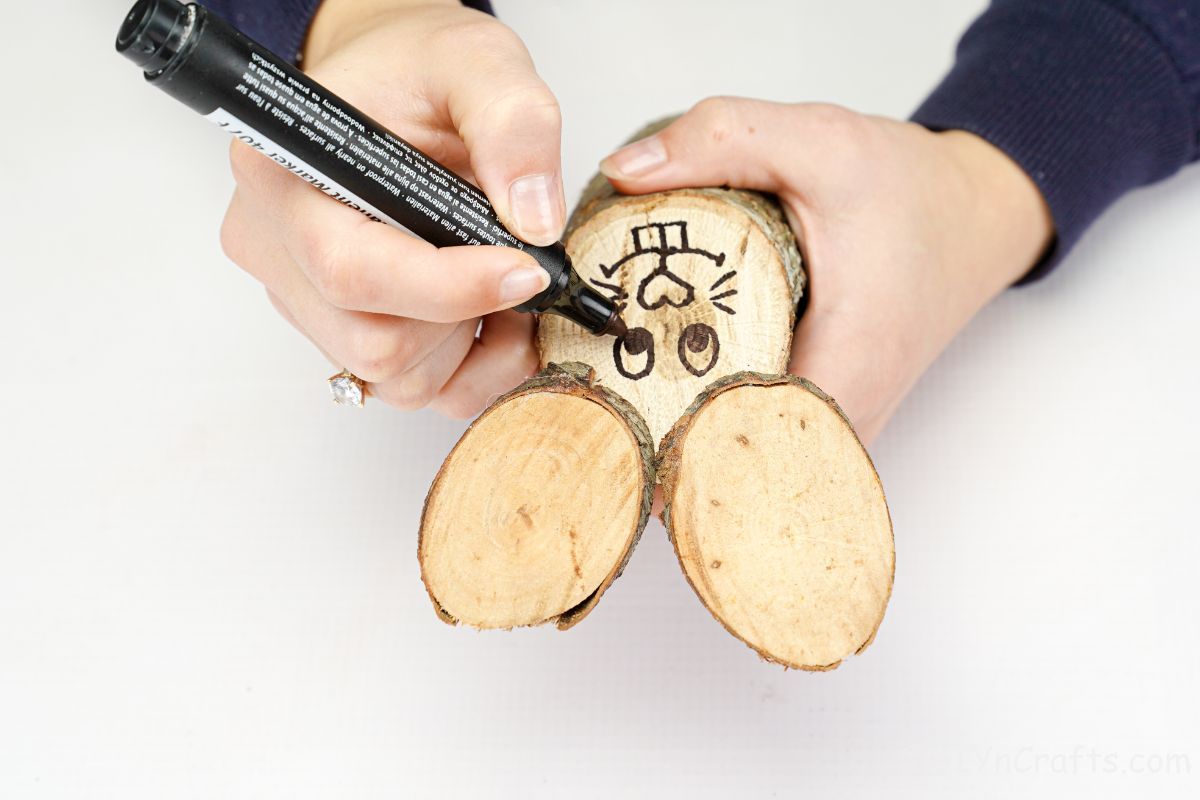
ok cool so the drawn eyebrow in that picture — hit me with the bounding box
[709,271,736,291]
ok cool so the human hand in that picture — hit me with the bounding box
[220,0,565,416]
[600,98,1053,445]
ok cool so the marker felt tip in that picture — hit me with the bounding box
[115,0,626,337]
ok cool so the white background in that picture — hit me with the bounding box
[2,1,1198,797]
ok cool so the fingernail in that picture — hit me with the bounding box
[499,266,551,304]
[509,173,564,246]
[599,135,667,179]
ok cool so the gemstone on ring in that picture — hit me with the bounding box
[328,370,365,408]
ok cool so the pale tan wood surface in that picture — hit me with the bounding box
[658,373,895,670]
[419,363,654,629]
[540,188,804,449]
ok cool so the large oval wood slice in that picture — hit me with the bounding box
[419,363,654,630]
[657,372,894,669]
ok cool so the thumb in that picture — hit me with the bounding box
[599,97,803,194]
[444,54,566,246]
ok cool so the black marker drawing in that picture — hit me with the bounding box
[613,327,655,380]
[678,323,720,377]
[588,278,628,305]
[707,271,738,315]
[709,292,736,316]
[709,271,736,291]
[595,221,730,312]
[593,221,734,381]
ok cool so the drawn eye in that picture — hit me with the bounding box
[677,323,719,377]
[613,327,655,380]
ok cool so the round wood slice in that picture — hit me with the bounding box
[657,372,894,670]
[419,363,654,630]
[539,171,804,450]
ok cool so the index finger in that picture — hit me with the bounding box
[228,141,551,321]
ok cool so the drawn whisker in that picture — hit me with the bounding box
[709,271,736,291]
[709,289,737,302]
[712,302,736,315]
[589,278,627,298]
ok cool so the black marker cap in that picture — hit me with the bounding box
[116,0,191,73]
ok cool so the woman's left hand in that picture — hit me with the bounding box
[601,97,1053,445]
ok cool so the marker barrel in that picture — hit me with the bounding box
[116,0,621,335]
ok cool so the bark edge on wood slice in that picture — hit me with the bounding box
[418,362,655,630]
[657,371,895,670]
[538,118,805,450]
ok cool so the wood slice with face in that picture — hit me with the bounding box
[539,191,800,448]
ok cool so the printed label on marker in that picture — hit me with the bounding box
[205,108,404,230]
[210,52,531,252]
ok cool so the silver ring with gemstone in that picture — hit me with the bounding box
[328,369,366,408]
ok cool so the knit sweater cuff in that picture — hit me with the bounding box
[911,0,1195,283]
[200,0,324,64]
[198,0,495,66]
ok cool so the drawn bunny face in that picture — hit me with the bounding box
[538,192,798,446]
[598,220,730,383]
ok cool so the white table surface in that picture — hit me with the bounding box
[2,1,1198,797]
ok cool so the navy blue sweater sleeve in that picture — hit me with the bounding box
[197,0,494,65]
[912,0,1200,282]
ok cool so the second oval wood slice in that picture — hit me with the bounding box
[657,372,895,670]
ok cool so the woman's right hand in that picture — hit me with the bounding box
[219,0,564,417]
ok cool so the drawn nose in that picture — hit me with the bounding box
[638,270,695,310]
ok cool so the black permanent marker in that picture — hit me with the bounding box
[115,0,626,338]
